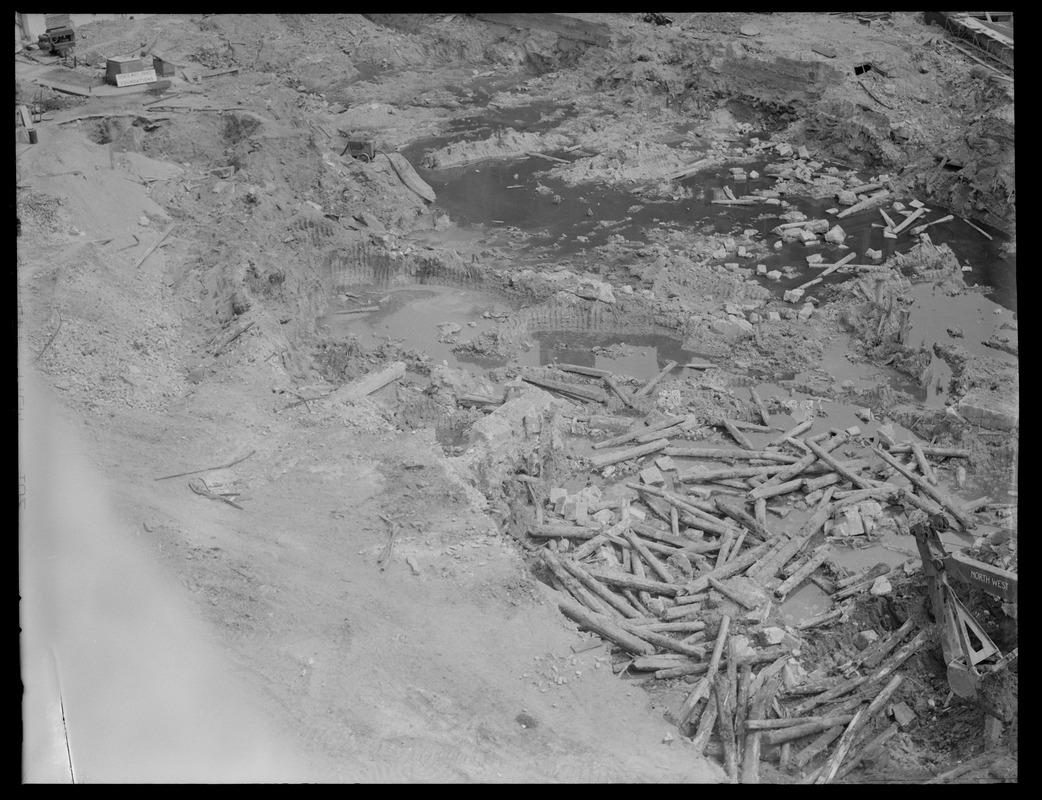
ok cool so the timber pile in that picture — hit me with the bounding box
[517,409,985,780]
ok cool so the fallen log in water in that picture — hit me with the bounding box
[872,447,973,529]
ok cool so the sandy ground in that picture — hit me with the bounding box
[18,13,1015,784]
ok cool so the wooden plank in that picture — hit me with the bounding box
[588,438,669,470]
[334,361,406,403]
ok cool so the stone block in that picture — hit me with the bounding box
[855,630,879,649]
[640,466,666,486]
[766,270,783,281]
[798,303,814,320]
[958,389,1018,431]
[824,224,846,245]
[757,264,767,275]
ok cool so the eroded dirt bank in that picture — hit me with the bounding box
[18,13,1015,784]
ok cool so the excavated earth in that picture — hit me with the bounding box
[18,13,1015,784]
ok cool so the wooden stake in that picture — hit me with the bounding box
[761,715,855,744]
[542,551,615,617]
[909,441,938,485]
[769,419,813,447]
[622,527,675,583]
[774,544,831,599]
[793,724,844,768]
[603,375,643,410]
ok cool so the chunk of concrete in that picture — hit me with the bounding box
[855,630,879,650]
[869,576,892,596]
[654,456,676,472]
[783,289,805,304]
[957,389,1019,431]
[798,303,814,320]
[837,190,858,206]
[777,143,793,157]
[806,253,825,265]
[866,248,883,261]
[892,701,917,729]
[640,466,666,486]
[766,270,783,281]
[824,224,847,245]
[767,311,782,322]
[756,264,767,275]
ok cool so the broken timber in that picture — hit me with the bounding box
[334,361,406,404]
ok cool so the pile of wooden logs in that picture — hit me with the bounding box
[523,405,979,781]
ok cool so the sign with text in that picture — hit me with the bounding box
[115,68,157,87]
[946,550,1017,603]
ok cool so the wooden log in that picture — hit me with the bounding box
[542,551,615,617]
[628,619,706,633]
[336,361,406,403]
[714,498,772,541]
[715,675,739,782]
[886,445,970,458]
[735,663,753,741]
[750,388,771,427]
[769,420,813,447]
[715,528,735,569]
[631,522,692,549]
[556,597,655,656]
[793,725,844,768]
[762,715,855,744]
[523,375,607,403]
[805,438,873,490]
[910,441,938,485]
[796,608,843,630]
[634,416,698,444]
[678,615,730,726]
[740,661,786,784]
[635,360,678,398]
[622,527,675,584]
[629,484,738,538]
[848,618,916,673]
[708,577,760,610]
[835,561,890,590]
[559,558,643,619]
[529,524,599,539]
[802,472,844,493]
[722,419,756,450]
[891,207,927,235]
[570,531,611,561]
[910,214,955,236]
[618,621,706,658]
[754,498,767,529]
[862,630,928,690]
[872,447,973,529]
[775,544,832,599]
[691,684,719,754]
[631,654,692,671]
[589,439,669,469]
[728,420,780,433]
[817,674,903,783]
[679,464,781,483]
[626,541,655,610]
[836,190,890,219]
[603,375,642,410]
[556,364,612,379]
[755,433,847,490]
[592,415,688,450]
[683,540,773,595]
[834,722,898,781]
[665,446,799,463]
[586,568,679,597]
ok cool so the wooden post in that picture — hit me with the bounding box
[760,715,855,743]
[586,567,679,597]
[793,725,844,769]
[740,661,786,784]
[834,722,898,781]
[592,414,691,450]
[769,420,813,447]
[691,685,719,754]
